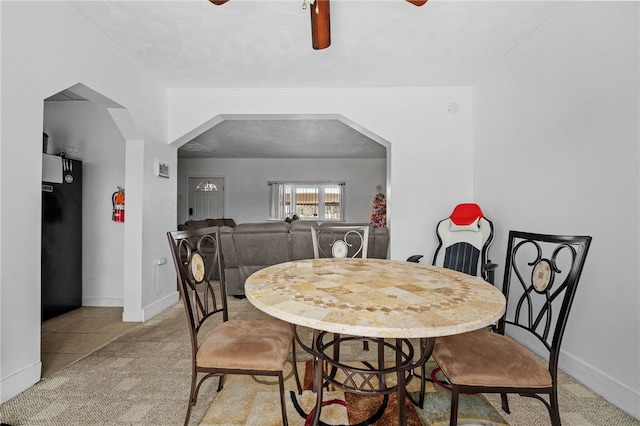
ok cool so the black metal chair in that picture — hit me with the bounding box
[311,224,369,259]
[167,226,301,426]
[310,224,372,352]
[431,231,592,426]
[409,202,497,284]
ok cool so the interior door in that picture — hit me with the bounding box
[188,177,225,220]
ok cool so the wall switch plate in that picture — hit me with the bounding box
[155,162,169,178]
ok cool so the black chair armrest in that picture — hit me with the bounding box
[483,262,498,272]
[482,261,498,284]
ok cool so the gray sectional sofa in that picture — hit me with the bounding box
[219,221,389,296]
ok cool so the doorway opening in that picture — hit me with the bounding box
[41,83,134,377]
[173,113,391,227]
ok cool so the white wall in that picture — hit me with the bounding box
[44,101,126,306]
[169,87,475,261]
[0,2,175,402]
[139,138,178,318]
[473,2,639,418]
[177,158,387,225]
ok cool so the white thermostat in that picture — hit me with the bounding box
[155,162,169,178]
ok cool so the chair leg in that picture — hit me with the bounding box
[549,388,561,426]
[217,374,225,392]
[330,333,340,380]
[184,371,198,426]
[500,392,510,414]
[184,403,194,426]
[450,385,460,426]
[291,339,302,394]
[278,372,289,426]
[418,357,426,408]
[377,339,385,388]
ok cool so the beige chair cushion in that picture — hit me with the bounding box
[197,318,292,372]
[432,329,552,389]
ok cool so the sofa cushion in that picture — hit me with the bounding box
[289,221,318,260]
[203,218,237,227]
[184,220,211,229]
[233,222,291,287]
[370,226,389,259]
[219,226,238,267]
[234,221,290,234]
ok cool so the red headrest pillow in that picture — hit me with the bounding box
[450,203,484,226]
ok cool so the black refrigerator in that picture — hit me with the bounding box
[41,155,82,321]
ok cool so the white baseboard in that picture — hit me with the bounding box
[560,350,640,420]
[1,360,41,404]
[141,291,179,322]
[82,297,123,307]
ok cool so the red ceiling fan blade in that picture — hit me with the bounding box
[310,0,331,50]
[406,0,428,6]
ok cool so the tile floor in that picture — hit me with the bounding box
[40,306,139,377]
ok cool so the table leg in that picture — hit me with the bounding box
[398,363,407,424]
[304,332,422,426]
[377,338,385,389]
[402,337,436,408]
[310,330,324,426]
[415,337,435,408]
[312,329,321,392]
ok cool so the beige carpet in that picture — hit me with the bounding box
[200,360,508,426]
[1,297,638,426]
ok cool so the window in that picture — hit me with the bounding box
[268,182,345,221]
[195,180,218,192]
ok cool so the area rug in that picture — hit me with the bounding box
[200,361,507,426]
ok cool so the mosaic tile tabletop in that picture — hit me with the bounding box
[245,258,506,338]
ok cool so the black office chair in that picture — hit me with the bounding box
[167,226,301,426]
[408,202,497,283]
[410,203,498,406]
[432,231,592,426]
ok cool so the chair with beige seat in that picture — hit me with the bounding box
[167,226,301,426]
[311,224,370,259]
[432,230,592,426]
[311,224,372,353]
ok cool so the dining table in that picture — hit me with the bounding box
[244,257,506,425]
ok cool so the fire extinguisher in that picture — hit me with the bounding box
[112,186,125,222]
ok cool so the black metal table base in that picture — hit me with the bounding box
[294,328,435,426]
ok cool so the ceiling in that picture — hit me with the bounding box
[180,117,388,158]
[66,0,565,158]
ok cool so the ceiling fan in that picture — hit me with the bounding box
[209,0,428,50]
